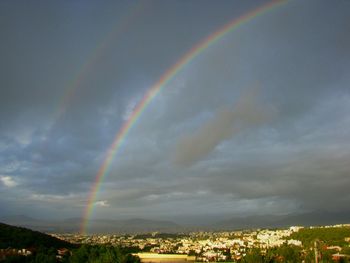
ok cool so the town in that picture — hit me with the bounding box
[51,224,350,262]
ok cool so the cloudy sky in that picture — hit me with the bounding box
[1,0,350,223]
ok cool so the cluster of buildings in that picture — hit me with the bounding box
[52,226,304,261]
[0,248,32,260]
[0,247,70,261]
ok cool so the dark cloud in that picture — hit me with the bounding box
[0,0,349,221]
[173,89,274,166]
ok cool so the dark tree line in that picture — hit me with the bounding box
[0,223,73,249]
[2,245,141,263]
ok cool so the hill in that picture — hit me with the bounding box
[0,216,180,234]
[2,210,350,234]
[0,222,74,249]
[213,210,350,230]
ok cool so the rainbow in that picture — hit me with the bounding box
[80,0,287,234]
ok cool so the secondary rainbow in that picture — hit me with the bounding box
[80,0,287,234]
[54,1,147,121]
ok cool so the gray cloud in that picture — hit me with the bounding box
[174,89,274,166]
[0,0,350,222]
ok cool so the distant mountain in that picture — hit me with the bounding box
[2,210,350,234]
[0,215,65,232]
[0,215,41,225]
[0,222,74,249]
[212,210,350,230]
[0,215,180,234]
[213,214,282,230]
[273,210,350,227]
[86,218,181,234]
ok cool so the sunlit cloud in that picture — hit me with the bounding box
[0,176,18,188]
[94,200,110,207]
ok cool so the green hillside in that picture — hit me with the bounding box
[0,222,74,249]
[289,226,350,247]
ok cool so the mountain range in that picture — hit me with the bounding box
[0,215,181,234]
[1,210,350,234]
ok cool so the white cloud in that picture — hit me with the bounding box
[94,200,110,207]
[0,176,18,187]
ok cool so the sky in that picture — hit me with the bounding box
[0,0,350,223]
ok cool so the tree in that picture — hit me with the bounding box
[69,245,89,263]
[241,248,264,263]
[275,244,301,263]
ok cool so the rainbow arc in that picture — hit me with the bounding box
[80,0,287,234]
